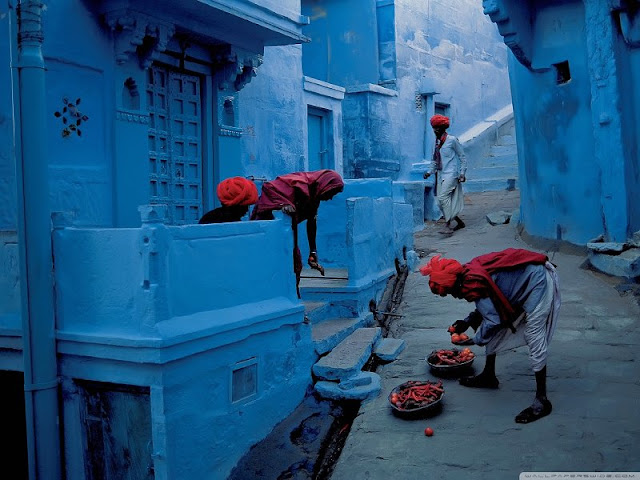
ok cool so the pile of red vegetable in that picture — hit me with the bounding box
[389,380,444,411]
[430,348,475,366]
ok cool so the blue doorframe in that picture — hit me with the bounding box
[307,106,332,171]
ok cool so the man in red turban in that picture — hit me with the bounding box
[198,177,258,224]
[420,248,561,424]
[251,169,344,298]
[424,114,467,233]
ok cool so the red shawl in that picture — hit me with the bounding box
[461,248,548,331]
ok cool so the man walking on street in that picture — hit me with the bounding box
[424,114,467,233]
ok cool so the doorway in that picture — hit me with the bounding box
[147,66,204,224]
[307,107,332,171]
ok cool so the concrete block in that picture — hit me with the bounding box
[586,242,626,253]
[588,248,640,278]
[373,338,406,361]
[406,250,420,272]
[315,372,381,401]
[312,327,382,381]
[486,211,512,225]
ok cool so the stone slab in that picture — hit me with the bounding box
[486,210,512,225]
[588,248,640,278]
[315,372,381,402]
[373,338,406,361]
[312,317,363,355]
[312,327,382,381]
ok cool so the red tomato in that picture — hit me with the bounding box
[451,333,460,343]
[459,333,469,341]
[390,393,399,403]
[448,326,456,333]
[424,427,434,437]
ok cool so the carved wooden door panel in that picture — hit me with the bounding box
[147,66,203,224]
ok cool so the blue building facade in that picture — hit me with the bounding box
[301,0,513,185]
[0,1,512,478]
[485,0,640,245]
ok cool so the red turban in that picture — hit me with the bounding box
[419,255,464,295]
[217,177,258,206]
[430,115,450,128]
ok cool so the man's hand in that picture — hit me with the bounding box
[448,320,469,334]
[458,174,466,183]
[282,204,296,215]
[308,252,325,276]
[423,172,431,179]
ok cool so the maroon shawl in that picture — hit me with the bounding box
[250,170,344,297]
[250,170,344,222]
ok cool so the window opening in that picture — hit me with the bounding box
[231,357,258,403]
[434,102,450,117]
[553,61,571,85]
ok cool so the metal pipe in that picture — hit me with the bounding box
[11,1,62,478]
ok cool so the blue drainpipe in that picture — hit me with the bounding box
[10,1,62,478]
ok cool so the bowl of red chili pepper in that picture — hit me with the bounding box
[426,348,475,377]
[388,380,445,418]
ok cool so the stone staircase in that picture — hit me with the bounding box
[301,269,405,402]
[461,105,520,193]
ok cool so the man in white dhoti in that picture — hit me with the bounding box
[420,248,561,424]
[424,114,467,233]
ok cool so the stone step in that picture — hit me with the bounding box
[303,300,331,324]
[464,178,518,193]
[496,134,516,146]
[312,327,382,381]
[312,317,364,355]
[315,372,381,401]
[471,164,519,179]
[299,268,349,288]
[489,144,517,157]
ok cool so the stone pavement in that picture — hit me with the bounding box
[330,190,640,480]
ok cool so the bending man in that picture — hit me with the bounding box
[251,169,344,298]
[420,248,561,423]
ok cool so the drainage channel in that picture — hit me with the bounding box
[228,260,409,480]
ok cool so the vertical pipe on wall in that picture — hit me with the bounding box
[10,1,62,478]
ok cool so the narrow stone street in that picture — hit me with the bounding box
[330,190,640,479]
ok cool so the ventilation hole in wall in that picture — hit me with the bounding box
[553,61,571,85]
[231,357,257,403]
[123,77,140,110]
[222,97,235,127]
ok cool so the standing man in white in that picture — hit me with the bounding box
[424,114,467,233]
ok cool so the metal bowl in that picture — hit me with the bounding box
[426,349,475,377]
[388,380,445,418]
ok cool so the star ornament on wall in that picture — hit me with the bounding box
[54,97,89,138]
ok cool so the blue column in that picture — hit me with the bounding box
[11,1,62,478]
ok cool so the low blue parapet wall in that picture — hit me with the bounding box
[299,178,413,272]
[52,213,315,480]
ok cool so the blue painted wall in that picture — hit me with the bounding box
[0,0,420,477]
[486,0,640,244]
[240,45,308,179]
[302,0,380,87]
[301,0,513,181]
